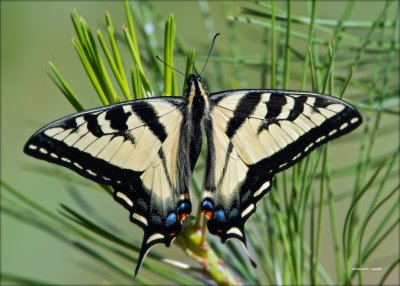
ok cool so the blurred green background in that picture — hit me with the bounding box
[1,1,399,285]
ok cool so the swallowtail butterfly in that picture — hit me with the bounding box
[24,73,362,274]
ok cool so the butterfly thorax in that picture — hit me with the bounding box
[185,74,209,123]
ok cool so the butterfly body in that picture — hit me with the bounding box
[24,74,362,274]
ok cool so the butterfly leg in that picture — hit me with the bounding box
[199,216,209,247]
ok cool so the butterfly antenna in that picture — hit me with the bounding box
[193,62,200,76]
[156,55,184,76]
[200,33,220,76]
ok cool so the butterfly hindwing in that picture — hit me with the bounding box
[24,97,192,274]
[202,89,362,262]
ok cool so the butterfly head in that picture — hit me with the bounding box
[187,73,201,84]
[185,74,203,92]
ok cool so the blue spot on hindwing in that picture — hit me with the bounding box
[166,213,177,226]
[177,201,190,214]
[214,209,226,222]
[202,199,214,211]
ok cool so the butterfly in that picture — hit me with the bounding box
[24,73,362,275]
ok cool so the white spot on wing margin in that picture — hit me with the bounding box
[340,123,349,130]
[226,227,243,237]
[254,181,270,197]
[147,233,165,244]
[39,148,48,154]
[116,192,133,207]
[132,213,148,226]
[61,157,71,163]
[241,204,255,218]
[351,117,359,124]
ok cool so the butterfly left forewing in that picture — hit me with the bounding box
[24,97,192,275]
[202,89,362,263]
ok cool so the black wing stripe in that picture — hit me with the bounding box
[287,95,306,120]
[216,142,234,188]
[226,92,262,138]
[132,101,167,142]
[85,113,105,137]
[266,92,287,118]
[105,106,131,132]
[158,148,174,189]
